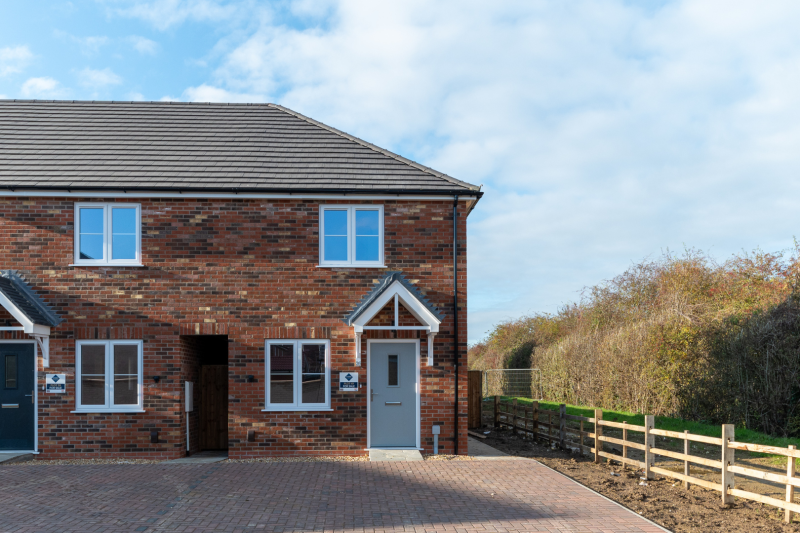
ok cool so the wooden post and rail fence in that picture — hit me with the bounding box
[492,396,800,523]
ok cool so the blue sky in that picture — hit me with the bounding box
[3,1,800,344]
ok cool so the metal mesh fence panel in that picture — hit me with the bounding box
[483,369,542,399]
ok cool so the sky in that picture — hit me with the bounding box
[3,1,800,344]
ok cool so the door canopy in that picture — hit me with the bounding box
[344,272,444,366]
[0,270,62,366]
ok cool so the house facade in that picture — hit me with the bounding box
[0,101,481,459]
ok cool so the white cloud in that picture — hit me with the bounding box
[128,35,159,55]
[183,84,264,103]
[54,31,110,55]
[78,67,122,88]
[127,91,146,101]
[109,0,243,31]
[0,46,33,76]
[165,0,800,341]
[159,95,181,102]
[20,77,64,98]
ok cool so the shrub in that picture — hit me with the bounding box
[468,246,800,436]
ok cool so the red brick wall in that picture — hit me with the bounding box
[0,197,469,458]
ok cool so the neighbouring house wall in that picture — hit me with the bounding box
[0,197,469,458]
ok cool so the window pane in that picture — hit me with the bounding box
[79,208,105,260]
[301,344,325,374]
[79,208,104,234]
[355,210,379,236]
[81,345,106,374]
[81,375,106,405]
[388,355,398,386]
[111,208,137,234]
[80,234,104,260]
[113,376,138,405]
[324,236,348,262]
[112,234,136,260]
[114,345,138,374]
[302,374,325,403]
[324,210,348,236]
[269,344,294,404]
[5,355,17,388]
[355,236,379,262]
[111,208,137,260]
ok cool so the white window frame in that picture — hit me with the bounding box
[73,203,142,266]
[74,340,144,413]
[318,205,384,267]
[263,339,332,411]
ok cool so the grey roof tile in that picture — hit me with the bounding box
[0,271,63,327]
[0,100,481,195]
[343,271,445,326]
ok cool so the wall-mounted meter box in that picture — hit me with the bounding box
[185,381,194,412]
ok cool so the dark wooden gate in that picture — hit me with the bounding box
[199,365,228,450]
[467,370,483,429]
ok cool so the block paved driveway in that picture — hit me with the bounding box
[0,459,666,532]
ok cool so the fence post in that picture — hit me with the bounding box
[644,415,654,480]
[594,409,602,464]
[683,430,690,489]
[622,421,628,464]
[786,445,796,523]
[547,411,552,444]
[559,404,566,449]
[580,419,584,454]
[532,401,539,441]
[512,399,518,435]
[494,396,500,428]
[721,424,735,506]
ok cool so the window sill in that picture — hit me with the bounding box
[71,409,146,414]
[69,263,144,268]
[261,408,333,412]
[316,264,386,269]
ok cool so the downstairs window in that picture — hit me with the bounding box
[264,339,330,410]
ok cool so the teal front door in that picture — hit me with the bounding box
[369,342,417,448]
[0,343,35,451]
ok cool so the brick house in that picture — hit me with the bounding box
[0,100,482,459]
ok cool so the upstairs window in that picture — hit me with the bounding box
[74,203,141,266]
[319,205,384,267]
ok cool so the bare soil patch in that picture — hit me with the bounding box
[479,427,800,533]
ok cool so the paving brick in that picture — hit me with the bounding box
[0,460,665,532]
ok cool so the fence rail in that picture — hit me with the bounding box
[491,396,800,523]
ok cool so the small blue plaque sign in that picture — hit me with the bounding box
[339,372,358,391]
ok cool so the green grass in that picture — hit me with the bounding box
[488,397,800,451]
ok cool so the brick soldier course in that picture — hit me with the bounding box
[0,100,482,459]
[0,459,667,532]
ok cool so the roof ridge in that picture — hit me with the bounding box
[268,103,480,192]
[0,99,276,106]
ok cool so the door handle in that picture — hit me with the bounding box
[1,404,19,408]
[385,402,401,406]
[371,389,378,402]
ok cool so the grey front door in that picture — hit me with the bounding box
[369,342,417,448]
[0,343,35,451]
